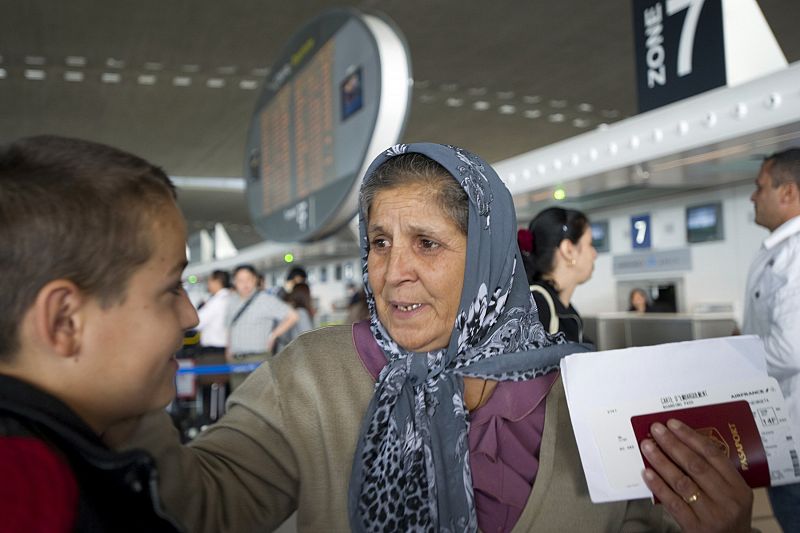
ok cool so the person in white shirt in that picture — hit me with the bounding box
[742,148,800,532]
[196,270,232,353]
[226,264,298,390]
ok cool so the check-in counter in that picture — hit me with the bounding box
[582,313,738,351]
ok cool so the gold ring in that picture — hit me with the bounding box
[683,492,700,504]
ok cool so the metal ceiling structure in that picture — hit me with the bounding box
[2,1,799,249]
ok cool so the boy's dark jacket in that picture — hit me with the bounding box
[0,374,184,532]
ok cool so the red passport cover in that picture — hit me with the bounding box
[631,400,770,495]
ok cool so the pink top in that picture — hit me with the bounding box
[353,321,557,533]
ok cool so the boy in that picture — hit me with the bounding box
[0,135,198,531]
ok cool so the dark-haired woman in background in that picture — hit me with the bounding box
[275,282,315,352]
[526,207,597,343]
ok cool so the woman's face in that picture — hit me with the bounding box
[631,291,647,312]
[575,227,598,285]
[367,183,467,352]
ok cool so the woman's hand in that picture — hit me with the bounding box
[640,418,753,533]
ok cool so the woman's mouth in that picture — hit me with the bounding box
[396,303,422,312]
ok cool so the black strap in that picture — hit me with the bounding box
[230,292,258,325]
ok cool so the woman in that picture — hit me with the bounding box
[275,282,315,351]
[121,143,752,532]
[527,207,596,343]
[629,287,651,313]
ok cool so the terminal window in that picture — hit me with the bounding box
[686,203,723,243]
[340,67,363,121]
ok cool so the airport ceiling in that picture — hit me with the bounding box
[2,1,799,247]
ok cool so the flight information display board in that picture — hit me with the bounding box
[244,8,410,242]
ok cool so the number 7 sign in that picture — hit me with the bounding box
[631,214,652,250]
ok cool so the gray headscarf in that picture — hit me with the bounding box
[348,143,590,532]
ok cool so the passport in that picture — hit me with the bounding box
[631,400,770,492]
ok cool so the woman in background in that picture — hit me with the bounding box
[526,207,597,343]
[275,282,315,352]
[629,287,652,313]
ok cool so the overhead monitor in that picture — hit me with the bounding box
[590,220,610,253]
[244,8,411,242]
[686,202,724,243]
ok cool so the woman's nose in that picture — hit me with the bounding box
[384,247,415,285]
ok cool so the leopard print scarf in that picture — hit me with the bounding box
[348,143,590,532]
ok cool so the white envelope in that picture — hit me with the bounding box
[559,335,798,503]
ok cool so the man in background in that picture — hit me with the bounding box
[743,148,800,532]
[226,265,297,390]
[196,270,231,354]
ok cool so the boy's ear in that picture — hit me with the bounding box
[31,280,86,358]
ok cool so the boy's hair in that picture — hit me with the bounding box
[0,135,176,360]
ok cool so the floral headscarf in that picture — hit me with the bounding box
[348,143,589,532]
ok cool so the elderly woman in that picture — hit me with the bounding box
[122,143,752,532]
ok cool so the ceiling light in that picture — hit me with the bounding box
[467,87,487,96]
[577,103,593,112]
[704,112,717,127]
[24,69,46,80]
[549,99,567,108]
[473,101,490,111]
[144,62,163,71]
[588,148,599,161]
[440,83,459,92]
[172,76,191,87]
[734,102,748,119]
[106,58,125,69]
[206,78,225,88]
[137,74,157,85]
[101,72,121,83]
[25,56,46,66]
[548,113,565,123]
[445,97,464,107]
[570,154,580,166]
[524,109,542,119]
[608,142,618,155]
[498,104,516,114]
[652,128,664,142]
[497,91,515,100]
[552,159,563,170]
[523,95,541,104]
[419,94,435,103]
[630,135,640,148]
[64,71,84,82]
[572,118,590,128]
[239,79,258,90]
[65,56,86,67]
[0,68,7,79]
[217,65,237,75]
[536,164,546,175]
[765,93,781,109]
[677,120,689,135]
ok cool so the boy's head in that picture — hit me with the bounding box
[0,135,198,432]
